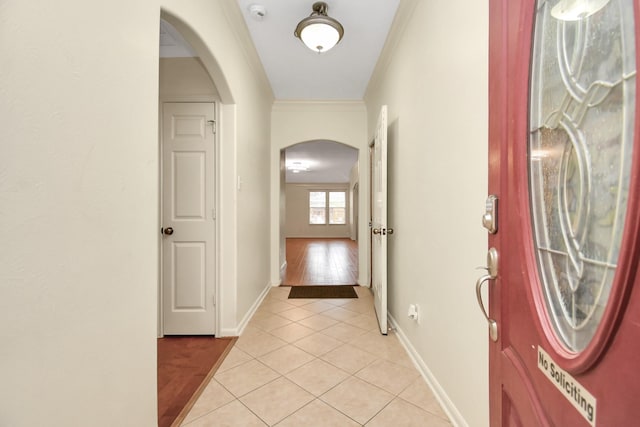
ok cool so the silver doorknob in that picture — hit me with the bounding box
[373,228,382,235]
[387,228,394,235]
[163,227,174,235]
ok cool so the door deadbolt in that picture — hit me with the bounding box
[482,195,498,234]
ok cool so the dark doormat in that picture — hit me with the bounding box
[288,285,358,299]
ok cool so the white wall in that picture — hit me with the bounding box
[270,101,368,285]
[285,183,351,238]
[364,1,489,426]
[0,1,272,425]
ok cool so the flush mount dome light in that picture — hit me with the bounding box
[287,160,310,173]
[294,2,344,53]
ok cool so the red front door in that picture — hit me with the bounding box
[488,0,640,425]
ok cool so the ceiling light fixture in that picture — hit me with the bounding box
[287,160,311,173]
[294,2,344,53]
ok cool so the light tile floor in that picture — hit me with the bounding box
[181,286,452,427]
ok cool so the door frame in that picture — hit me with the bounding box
[159,9,241,338]
[488,0,640,424]
[276,139,363,286]
[158,96,221,337]
[370,105,389,335]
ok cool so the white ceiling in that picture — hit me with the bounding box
[236,0,400,100]
[160,1,397,182]
[285,141,358,184]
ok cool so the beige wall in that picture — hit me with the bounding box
[0,1,160,424]
[159,57,219,99]
[270,101,368,285]
[0,1,273,425]
[364,1,489,426]
[285,183,351,238]
[349,163,359,240]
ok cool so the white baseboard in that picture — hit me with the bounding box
[388,313,468,427]
[219,327,239,337]
[269,262,287,286]
[235,282,272,336]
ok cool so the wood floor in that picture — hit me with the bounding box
[282,238,359,286]
[157,336,236,427]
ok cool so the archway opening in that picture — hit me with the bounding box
[157,12,234,427]
[280,140,360,286]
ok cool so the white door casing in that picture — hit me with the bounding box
[371,105,388,335]
[161,102,216,335]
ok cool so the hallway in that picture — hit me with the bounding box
[282,238,359,286]
[2,1,493,425]
[180,286,451,426]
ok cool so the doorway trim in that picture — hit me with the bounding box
[158,98,219,337]
[158,10,239,338]
[277,143,361,286]
[270,101,369,287]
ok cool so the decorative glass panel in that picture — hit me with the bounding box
[529,0,636,351]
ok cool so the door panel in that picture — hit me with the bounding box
[162,102,216,335]
[502,391,524,427]
[173,152,206,219]
[371,105,388,335]
[488,0,640,425]
[173,242,206,309]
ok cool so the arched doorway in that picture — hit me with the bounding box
[280,140,359,286]
[156,12,238,426]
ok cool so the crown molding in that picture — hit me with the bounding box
[272,100,366,113]
[220,0,275,101]
[364,0,420,99]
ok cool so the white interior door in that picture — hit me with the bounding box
[161,102,216,335]
[371,105,388,335]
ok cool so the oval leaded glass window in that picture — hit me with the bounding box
[529,0,636,352]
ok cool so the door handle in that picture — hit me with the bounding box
[373,228,394,235]
[476,247,499,342]
[163,227,174,236]
[476,274,498,342]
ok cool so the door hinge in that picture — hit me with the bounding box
[207,120,216,134]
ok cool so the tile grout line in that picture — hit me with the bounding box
[184,289,451,426]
